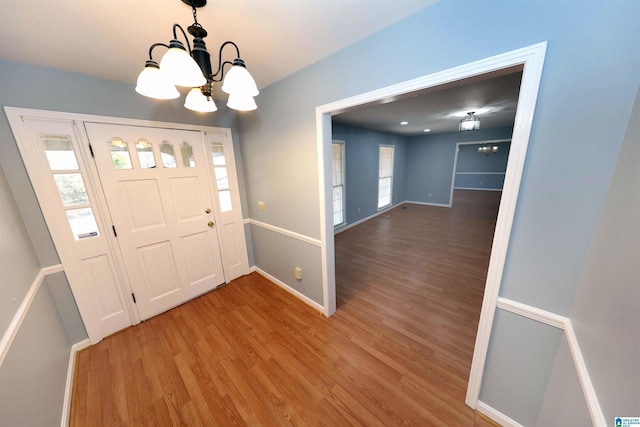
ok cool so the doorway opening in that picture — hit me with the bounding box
[315,42,547,408]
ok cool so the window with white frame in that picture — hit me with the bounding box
[378,145,394,209]
[332,142,345,227]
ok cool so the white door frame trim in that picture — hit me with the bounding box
[449,139,511,206]
[315,42,547,408]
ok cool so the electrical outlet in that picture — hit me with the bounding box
[294,267,302,281]
[258,201,266,211]
[428,193,432,198]
[357,207,361,214]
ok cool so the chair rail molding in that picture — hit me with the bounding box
[0,264,64,367]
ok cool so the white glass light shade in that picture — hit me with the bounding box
[226,94,257,111]
[459,113,480,132]
[135,66,180,99]
[184,88,218,113]
[160,47,207,88]
[221,65,259,96]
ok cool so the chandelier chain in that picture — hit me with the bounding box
[192,4,200,26]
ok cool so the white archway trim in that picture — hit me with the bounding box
[315,42,548,408]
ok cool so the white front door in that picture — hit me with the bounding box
[85,123,225,320]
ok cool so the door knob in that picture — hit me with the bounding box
[207,221,214,228]
[205,208,211,214]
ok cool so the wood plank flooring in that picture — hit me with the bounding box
[72,190,501,426]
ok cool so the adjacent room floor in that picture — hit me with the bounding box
[71,190,500,426]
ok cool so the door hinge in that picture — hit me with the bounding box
[112,225,117,237]
[88,143,95,158]
[131,293,137,304]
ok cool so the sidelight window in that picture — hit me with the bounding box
[210,143,232,212]
[42,134,100,240]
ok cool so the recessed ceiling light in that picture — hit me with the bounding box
[424,129,431,132]
[400,121,408,125]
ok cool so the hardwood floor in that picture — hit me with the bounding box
[72,190,501,426]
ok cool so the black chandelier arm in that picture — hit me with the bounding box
[209,41,242,80]
[220,41,242,59]
[210,60,235,82]
[172,23,193,53]
[147,43,171,61]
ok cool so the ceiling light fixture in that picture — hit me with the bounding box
[459,111,480,132]
[478,144,499,156]
[400,121,408,125]
[135,0,258,113]
[424,129,431,132]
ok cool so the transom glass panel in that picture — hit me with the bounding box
[160,141,176,168]
[181,142,195,168]
[109,138,133,170]
[136,139,156,169]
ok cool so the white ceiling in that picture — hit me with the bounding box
[0,0,437,90]
[1,0,521,133]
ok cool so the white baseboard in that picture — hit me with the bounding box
[476,401,524,427]
[248,265,257,273]
[61,338,91,427]
[334,202,404,235]
[254,267,324,313]
[404,200,451,208]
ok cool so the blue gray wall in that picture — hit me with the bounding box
[239,0,640,424]
[454,141,511,191]
[331,123,511,227]
[406,127,513,205]
[479,310,564,425]
[332,122,408,225]
[535,336,591,426]
[569,87,640,420]
[0,166,72,425]
[0,167,40,334]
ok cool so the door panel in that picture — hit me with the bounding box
[120,180,165,229]
[182,232,219,285]
[170,177,203,221]
[138,241,181,300]
[85,123,225,320]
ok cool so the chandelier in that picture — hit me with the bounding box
[477,144,498,156]
[459,111,480,132]
[135,0,258,113]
